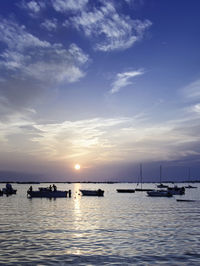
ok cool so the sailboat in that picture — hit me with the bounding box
[157,165,168,188]
[184,167,197,189]
[135,164,153,192]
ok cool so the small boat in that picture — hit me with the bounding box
[167,186,185,195]
[157,166,169,188]
[27,186,69,198]
[157,183,169,188]
[116,189,135,193]
[147,190,173,197]
[135,164,153,192]
[184,184,197,189]
[176,199,197,202]
[2,183,17,195]
[80,189,104,196]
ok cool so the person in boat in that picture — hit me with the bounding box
[49,185,52,191]
[6,183,13,192]
[28,186,33,192]
[53,184,57,191]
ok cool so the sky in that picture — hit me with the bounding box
[0,0,200,182]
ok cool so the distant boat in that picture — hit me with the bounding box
[80,189,104,196]
[116,189,135,193]
[184,167,197,189]
[2,183,17,195]
[157,165,169,188]
[27,187,69,198]
[167,185,185,195]
[176,199,197,202]
[135,164,153,192]
[147,190,173,197]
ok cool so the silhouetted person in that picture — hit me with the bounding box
[49,185,52,191]
[29,186,33,192]
[53,184,57,191]
[69,190,71,198]
[6,183,12,192]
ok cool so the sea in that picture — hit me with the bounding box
[0,182,200,265]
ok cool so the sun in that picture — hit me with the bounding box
[74,164,81,170]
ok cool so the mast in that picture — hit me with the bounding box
[140,164,143,189]
[160,165,162,184]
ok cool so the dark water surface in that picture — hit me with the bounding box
[0,183,200,265]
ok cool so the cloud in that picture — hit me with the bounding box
[68,2,152,51]
[182,79,200,100]
[110,70,144,94]
[19,0,45,15]
[41,19,57,31]
[0,18,89,119]
[51,0,88,12]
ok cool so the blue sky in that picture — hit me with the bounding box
[0,0,200,182]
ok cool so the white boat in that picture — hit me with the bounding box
[147,190,173,197]
[80,189,104,196]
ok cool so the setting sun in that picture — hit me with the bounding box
[74,164,81,170]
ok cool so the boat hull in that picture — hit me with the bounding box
[116,189,135,193]
[2,188,17,195]
[27,190,68,198]
[147,190,172,197]
[80,189,104,196]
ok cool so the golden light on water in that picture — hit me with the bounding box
[74,164,81,170]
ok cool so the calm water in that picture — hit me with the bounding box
[0,182,200,265]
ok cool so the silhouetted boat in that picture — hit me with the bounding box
[2,183,17,195]
[184,168,197,188]
[184,184,197,189]
[157,166,169,188]
[116,189,135,193]
[27,187,69,198]
[147,190,172,197]
[80,189,104,196]
[135,164,153,192]
[167,186,185,195]
[176,199,197,202]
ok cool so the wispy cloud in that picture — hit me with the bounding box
[41,19,57,31]
[0,18,89,118]
[182,79,200,100]
[51,0,88,12]
[110,70,144,94]
[65,2,152,51]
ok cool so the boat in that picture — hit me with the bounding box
[2,183,17,195]
[184,184,197,189]
[184,168,197,188]
[116,189,135,193]
[167,185,185,195]
[157,166,169,188]
[157,183,169,188]
[27,186,70,198]
[80,189,104,196]
[176,199,197,202]
[135,164,153,192]
[147,190,173,197]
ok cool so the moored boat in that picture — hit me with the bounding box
[27,186,70,198]
[167,186,185,195]
[2,183,17,195]
[116,189,135,193]
[157,183,169,188]
[147,190,173,197]
[80,189,104,196]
